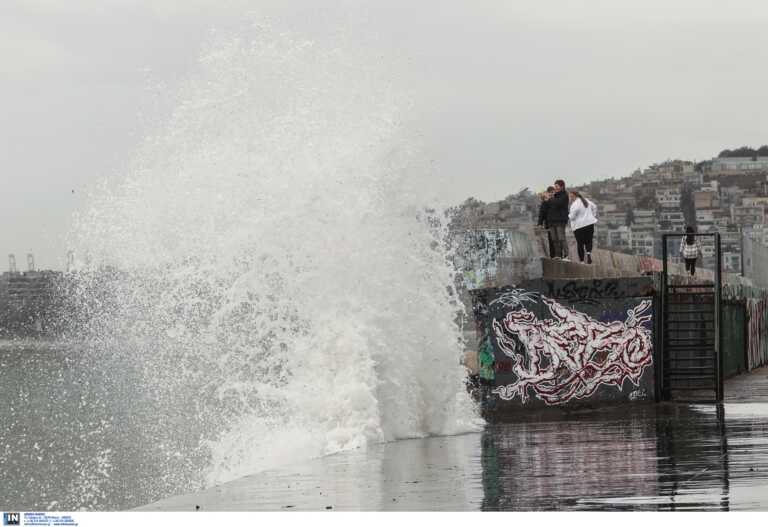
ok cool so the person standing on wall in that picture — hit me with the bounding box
[537,186,556,258]
[568,190,598,264]
[680,226,702,276]
[548,179,570,260]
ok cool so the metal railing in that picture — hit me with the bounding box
[661,233,723,402]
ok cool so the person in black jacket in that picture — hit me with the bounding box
[548,179,570,260]
[537,186,555,257]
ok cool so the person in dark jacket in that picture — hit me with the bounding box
[537,186,555,257]
[548,179,570,260]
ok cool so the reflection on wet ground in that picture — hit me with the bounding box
[139,368,768,511]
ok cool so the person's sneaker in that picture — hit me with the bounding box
[561,257,571,262]
[586,253,593,264]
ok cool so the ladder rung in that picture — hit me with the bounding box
[665,357,714,364]
[665,331,715,335]
[666,369,715,375]
[664,326,716,335]
[665,335,716,339]
[664,317,717,326]
[664,329,716,334]
[669,357,714,362]
[665,359,716,364]
[664,324,716,329]
[666,319,716,324]
[664,344,715,353]
[667,297,716,300]
[665,333,717,338]
[666,311,715,315]
[666,355,715,359]
[666,367,715,373]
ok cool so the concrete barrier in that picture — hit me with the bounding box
[722,302,748,378]
[455,224,742,288]
[471,277,656,418]
[457,224,768,409]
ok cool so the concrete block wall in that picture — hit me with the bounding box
[455,224,736,291]
[472,277,656,418]
[458,225,765,399]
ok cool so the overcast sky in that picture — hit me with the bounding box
[3,0,768,269]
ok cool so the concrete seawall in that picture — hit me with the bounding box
[458,223,768,417]
[453,222,732,285]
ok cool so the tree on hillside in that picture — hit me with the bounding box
[625,209,635,227]
[718,146,766,158]
[459,197,485,209]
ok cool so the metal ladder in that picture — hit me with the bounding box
[660,233,723,402]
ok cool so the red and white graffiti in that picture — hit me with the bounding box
[491,297,653,405]
[747,298,768,370]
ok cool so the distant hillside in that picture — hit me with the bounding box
[448,190,539,231]
[718,146,768,158]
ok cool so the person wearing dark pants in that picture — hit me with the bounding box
[679,226,702,276]
[537,186,555,258]
[548,180,570,260]
[549,224,567,260]
[568,190,598,264]
[684,257,696,276]
[573,224,595,263]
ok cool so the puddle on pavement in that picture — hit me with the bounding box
[139,402,768,511]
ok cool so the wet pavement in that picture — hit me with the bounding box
[138,367,768,511]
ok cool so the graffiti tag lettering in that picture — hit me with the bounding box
[491,296,653,405]
[545,280,622,303]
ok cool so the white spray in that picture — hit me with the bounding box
[69,24,479,492]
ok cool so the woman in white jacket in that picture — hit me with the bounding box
[568,191,598,264]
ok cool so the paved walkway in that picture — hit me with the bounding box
[725,366,768,402]
[138,368,768,511]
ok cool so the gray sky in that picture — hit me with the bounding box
[3,0,768,269]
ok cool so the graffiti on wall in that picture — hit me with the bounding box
[453,230,517,290]
[543,280,624,304]
[747,298,768,371]
[490,291,654,405]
